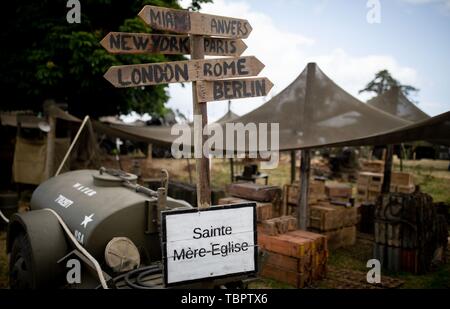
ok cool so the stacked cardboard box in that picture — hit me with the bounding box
[356,172,384,204]
[259,230,327,288]
[390,172,415,194]
[218,197,274,222]
[308,201,358,250]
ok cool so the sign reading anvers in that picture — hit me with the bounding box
[138,5,252,38]
[162,203,257,286]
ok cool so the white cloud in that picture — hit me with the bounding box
[166,0,442,121]
[399,0,450,14]
[169,0,314,122]
[310,48,419,101]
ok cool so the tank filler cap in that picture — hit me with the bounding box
[93,168,138,187]
[105,237,141,273]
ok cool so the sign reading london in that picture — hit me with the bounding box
[138,5,252,38]
[161,203,257,286]
[104,56,264,88]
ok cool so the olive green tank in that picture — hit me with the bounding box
[30,169,192,263]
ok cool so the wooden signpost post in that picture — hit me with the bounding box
[102,5,272,284]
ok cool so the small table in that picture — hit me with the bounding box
[234,173,269,185]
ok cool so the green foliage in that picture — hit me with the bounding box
[0,0,212,118]
[359,69,419,100]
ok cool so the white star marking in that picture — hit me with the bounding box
[80,214,94,228]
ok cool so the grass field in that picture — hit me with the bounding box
[0,156,449,289]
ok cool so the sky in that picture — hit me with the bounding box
[161,0,450,122]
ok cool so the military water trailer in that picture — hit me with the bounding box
[6,168,193,289]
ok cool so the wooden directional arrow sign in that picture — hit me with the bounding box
[196,78,273,102]
[100,32,247,57]
[104,56,264,88]
[138,5,252,39]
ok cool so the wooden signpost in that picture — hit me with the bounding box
[102,3,272,288]
[100,32,247,56]
[102,6,271,207]
[103,56,265,88]
[138,5,252,38]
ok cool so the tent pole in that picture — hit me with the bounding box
[45,116,56,180]
[186,159,193,185]
[229,158,235,183]
[191,35,211,209]
[297,63,316,230]
[400,144,405,172]
[298,149,311,230]
[290,150,296,184]
[382,145,394,194]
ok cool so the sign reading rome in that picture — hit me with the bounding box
[104,56,264,88]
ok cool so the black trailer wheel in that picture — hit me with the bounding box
[9,232,34,289]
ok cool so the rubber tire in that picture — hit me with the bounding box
[0,192,18,206]
[9,232,35,289]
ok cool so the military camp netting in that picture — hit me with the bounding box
[93,63,450,151]
[367,87,430,123]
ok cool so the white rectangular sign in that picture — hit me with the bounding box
[161,203,257,286]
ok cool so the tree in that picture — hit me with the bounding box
[0,0,211,118]
[359,69,419,99]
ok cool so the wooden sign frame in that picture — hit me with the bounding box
[138,5,253,38]
[100,32,247,56]
[161,202,258,287]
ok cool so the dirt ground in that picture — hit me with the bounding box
[0,156,449,289]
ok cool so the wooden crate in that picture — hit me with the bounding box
[227,182,282,202]
[260,263,312,288]
[396,184,415,194]
[367,190,380,203]
[309,202,358,232]
[262,216,298,236]
[258,232,315,259]
[391,172,414,187]
[259,230,327,288]
[286,179,326,205]
[263,251,311,274]
[325,183,352,199]
[218,197,273,222]
[360,160,385,173]
[357,172,383,187]
[313,226,356,250]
